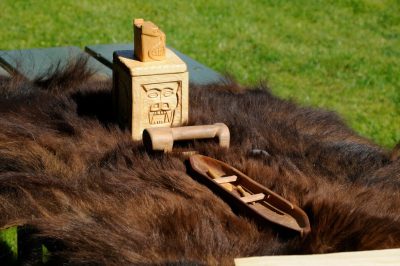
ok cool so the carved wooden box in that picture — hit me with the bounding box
[113,48,189,141]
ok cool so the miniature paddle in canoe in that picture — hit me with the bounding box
[188,154,311,236]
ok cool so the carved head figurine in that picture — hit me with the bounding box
[134,18,166,62]
[142,82,180,126]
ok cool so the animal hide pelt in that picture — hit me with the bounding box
[0,58,399,265]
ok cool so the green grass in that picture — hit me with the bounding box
[0,0,398,147]
[0,227,17,262]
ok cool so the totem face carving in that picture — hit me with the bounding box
[114,47,188,141]
[142,82,179,125]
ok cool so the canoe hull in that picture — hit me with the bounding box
[187,155,311,236]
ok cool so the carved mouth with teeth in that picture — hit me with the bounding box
[149,110,174,125]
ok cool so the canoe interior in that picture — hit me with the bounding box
[189,155,311,235]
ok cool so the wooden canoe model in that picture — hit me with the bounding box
[188,154,311,236]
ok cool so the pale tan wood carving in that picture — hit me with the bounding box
[214,175,238,184]
[113,19,188,141]
[208,168,235,191]
[239,193,265,203]
[234,248,400,266]
[189,154,311,236]
[237,185,251,197]
[113,51,189,140]
[142,123,230,152]
[133,18,166,62]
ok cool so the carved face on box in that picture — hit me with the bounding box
[143,82,180,126]
[114,48,188,141]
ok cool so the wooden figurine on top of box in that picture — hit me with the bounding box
[113,18,189,141]
[133,18,166,62]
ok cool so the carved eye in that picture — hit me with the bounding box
[148,90,159,98]
[163,88,174,97]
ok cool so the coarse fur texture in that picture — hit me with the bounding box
[0,58,399,265]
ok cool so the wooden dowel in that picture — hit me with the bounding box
[221,183,234,191]
[240,193,265,203]
[237,185,250,197]
[214,175,237,184]
[207,169,221,179]
[143,123,230,152]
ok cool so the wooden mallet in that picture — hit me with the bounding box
[143,123,230,152]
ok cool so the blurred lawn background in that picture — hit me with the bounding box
[0,0,399,260]
[0,0,399,147]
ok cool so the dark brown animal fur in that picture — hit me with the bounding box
[0,58,399,265]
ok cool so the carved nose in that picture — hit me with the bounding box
[161,103,170,110]
[150,103,160,111]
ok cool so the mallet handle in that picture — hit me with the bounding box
[143,123,230,152]
[172,124,225,141]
